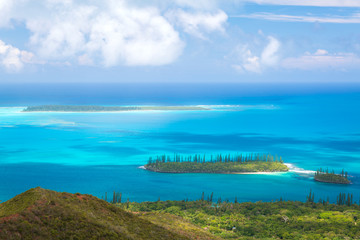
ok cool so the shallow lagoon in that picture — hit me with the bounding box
[0,92,360,203]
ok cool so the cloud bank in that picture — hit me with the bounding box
[0,0,228,69]
[282,49,360,71]
[26,1,185,67]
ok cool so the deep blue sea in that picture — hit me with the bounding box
[0,83,360,203]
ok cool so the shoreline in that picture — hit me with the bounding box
[314,178,351,185]
[21,105,211,113]
[229,171,287,175]
[19,104,278,113]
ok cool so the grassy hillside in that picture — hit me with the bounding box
[0,187,203,240]
[2,188,360,239]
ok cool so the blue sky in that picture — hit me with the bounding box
[0,0,360,83]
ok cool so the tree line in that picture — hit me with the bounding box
[147,153,284,165]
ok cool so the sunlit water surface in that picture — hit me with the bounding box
[0,92,360,203]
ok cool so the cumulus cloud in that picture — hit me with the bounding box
[0,0,232,70]
[281,49,360,71]
[232,35,281,73]
[0,40,34,71]
[167,9,228,39]
[25,1,185,67]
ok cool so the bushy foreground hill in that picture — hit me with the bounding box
[0,187,215,240]
[1,188,360,239]
[121,199,360,239]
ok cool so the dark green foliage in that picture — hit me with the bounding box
[101,191,122,204]
[0,187,190,240]
[120,195,360,239]
[23,105,208,112]
[306,189,315,203]
[145,153,289,173]
[315,168,350,184]
[336,193,354,206]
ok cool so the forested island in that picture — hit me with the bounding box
[22,105,210,112]
[144,153,289,173]
[314,169,350,184]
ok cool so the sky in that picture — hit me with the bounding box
[0,0,360,83]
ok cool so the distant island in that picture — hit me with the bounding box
[22,105,210,112]
[144,153,289,174]
[314,169,350,184]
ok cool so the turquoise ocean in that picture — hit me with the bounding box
[0,83,360,203]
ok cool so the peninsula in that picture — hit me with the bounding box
[314,169,350,184]
[144,153,289,174]
[22,105,210,112]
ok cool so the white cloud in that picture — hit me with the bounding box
[0,0,231,70]
[170,0,360,9]
[233,35,281,73]
[167,10,228,39]
[0,40,34,71]
[174,0,219,10]
[0,0,13,27]
[25,1,185,67]
[281,50,360,71]
[234,13,360,24]
[261,36,280,66]
[78,54,93,66]
[245,0,360,7]
[314,49,328,56]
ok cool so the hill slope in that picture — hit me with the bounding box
[0,187,191,240]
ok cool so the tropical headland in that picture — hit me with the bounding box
[314,169,351,184]
[1,187,360,240]
[144,153,289,174]
[22,105,210,112]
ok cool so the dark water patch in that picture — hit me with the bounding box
[0,148,33,155]
[144,132,360,155]
[70,144,146,156]
[318,139,360,152]
[147,132,311,150]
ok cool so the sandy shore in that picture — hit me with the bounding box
[230,171,287,175]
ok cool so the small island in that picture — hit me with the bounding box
[314,169,350,184]
[144,153,289,174]
[22,105,210,112]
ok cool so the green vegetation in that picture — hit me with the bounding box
[2,188,360,239]
[22,105,209,112]
[0,187,197,240]
[314,168,350,184]
[144,153,289,173]
[120,191,360,239]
